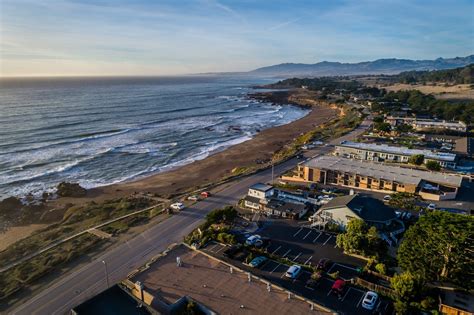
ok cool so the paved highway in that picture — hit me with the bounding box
[11,117,371,315]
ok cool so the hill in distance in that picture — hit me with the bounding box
[249,55,474,77]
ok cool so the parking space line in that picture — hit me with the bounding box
[260,259,272,270]
[327,263,336,274]
[323,235,332,245]
[214,245,226,253]
[293,227,303,237]
[336,263,359,271]
[341,287,351,302]
[208,243,219,252]
[271,245,281,255]
[270,263,281,274]
[282,249,291,257]
[312,232,322,243]
[303,256,312,265]
[375,300,382,311]
[357,292,365,308]
[292,252,302,262]
[302,229,312,240]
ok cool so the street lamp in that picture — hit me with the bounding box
[102,260,109,288]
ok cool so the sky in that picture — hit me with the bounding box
[1,0,473,76]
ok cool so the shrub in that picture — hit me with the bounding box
[328,271,340,279]
[375,263,387,275]
[426,160,441,171]
[420,296,436,310]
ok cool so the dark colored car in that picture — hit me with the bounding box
[317,258,332,271]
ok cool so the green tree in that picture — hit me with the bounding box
[395,123,413,133]
[375,122,392,133]
[425,160,441,171]
[397,211,474,288]
[336,219,386,257]
[391,271,423,302]
[408,154,424,165]
[336,219,367,253]
[373,115,384,123]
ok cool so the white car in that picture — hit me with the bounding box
[285,265,302,279]
[170,202,185,210]
[427,203,436,210]
[245,235,263,246]
[383,195,391,202]
[361,291,379,310]
[187,195,199,201]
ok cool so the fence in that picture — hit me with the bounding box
[354,277,394,297]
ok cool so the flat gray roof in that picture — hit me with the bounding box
[249,183,274,192]
[338,141,457,162]
[303,156,462,187]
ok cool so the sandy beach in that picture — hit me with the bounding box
[1,90,338,248]
[52,93,338,206]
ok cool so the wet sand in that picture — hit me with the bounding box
[53,94,338,206]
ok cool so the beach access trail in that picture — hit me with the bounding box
[11,115,372,315]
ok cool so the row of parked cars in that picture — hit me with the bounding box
[230,235,380,311]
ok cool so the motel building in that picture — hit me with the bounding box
[289,156,463,201]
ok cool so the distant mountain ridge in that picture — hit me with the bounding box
[249,55,474,77]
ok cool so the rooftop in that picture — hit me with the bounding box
[338,141,457,162]
[303,156,463,187]
[387,117,466,128]
[130,245,324,315]
[249,183,274,192]
[320,194,397,223]
[72,285,152,315]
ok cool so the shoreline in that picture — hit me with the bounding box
[49,90,338,207]
[0,89,339,250]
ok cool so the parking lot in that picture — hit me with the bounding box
[202,241,390,314]
[259,219,365,280]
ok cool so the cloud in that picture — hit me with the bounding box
[267,17,301,31]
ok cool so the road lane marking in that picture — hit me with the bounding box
[271,245,281,255]
[304,256,313,265]
[282,249,291,257]
[313,232,322,243]
[323,235,332,245]
[292,252,302,262]
[293,227,303,237]
[303,229,312,240]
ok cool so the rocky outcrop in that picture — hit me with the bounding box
[56,182,87,197]
[0,197,23,218]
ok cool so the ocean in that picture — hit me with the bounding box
[0,75,308,199]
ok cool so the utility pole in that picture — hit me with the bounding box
[271,161,274,184]
[102,260,109,288]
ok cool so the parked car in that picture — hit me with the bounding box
[285,265,302,279]
[331,279,346,298]
[245,235,263,247]
[321,188,334,194]
[249,256,267,268]
[395,211,402,218]
[361,291,379,310]
[427,203,436,210]
[200,191,211,198]
[187,195,199,201]
[317,258,332,271]
[170,202,185,210]
[383,195,391,202]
